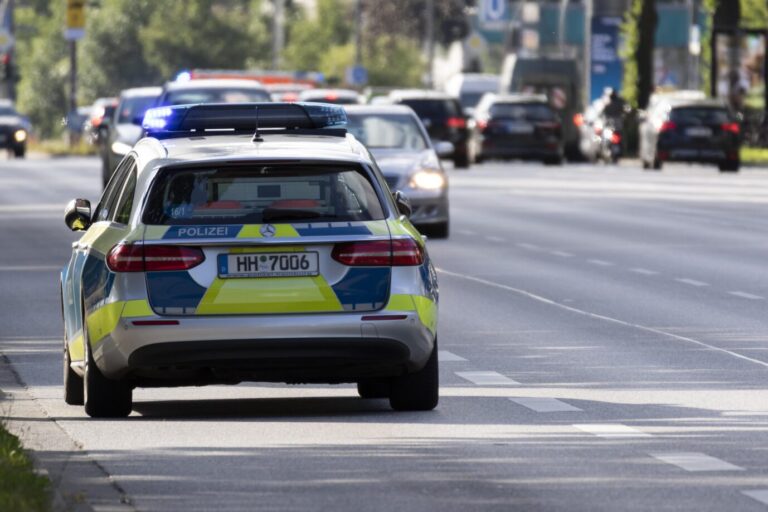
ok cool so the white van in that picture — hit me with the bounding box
[443,73,500,115]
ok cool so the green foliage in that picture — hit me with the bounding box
[0,424,49,512]
[283,0,354,73]
[621,0,657,109]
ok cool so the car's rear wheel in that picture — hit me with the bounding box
[719,161,740,172]
[357,379,390,399]
[82,303,132,418]
[543,156,563,166]
[652,157,663,170]
[13,146,25,158]
[453,154,470,169]
[389,340,439,411]
[63,344,84,406]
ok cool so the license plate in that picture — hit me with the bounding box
[218,252,319,278]
[686,127,712,137]
[506,122,534,134]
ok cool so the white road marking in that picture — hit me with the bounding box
[509,397,582,412]
[455,371,519,385]
[587,259,614,266]
[485,236,505,243]
[456,229,473,236]
[630,268,659,275]
[674,278,709,287]
[742,490,768,505]
[728,291,764,300]
[0,265,61,271]
[650,452,744,472]
[550,250,573,258]
[573,424,652,438]
[438,268,768,370]
[439,350,467,362]
[516,243,540,250]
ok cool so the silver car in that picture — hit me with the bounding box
[345,105,451,238]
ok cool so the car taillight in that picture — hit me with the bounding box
[573,113,584,127]
[446,117,466,129]
[659,121,677,133]
[610,132,622,144]
[107,244,205,272]
[332,239,423,267]
[476,119,488,131]
[721,122,740,134]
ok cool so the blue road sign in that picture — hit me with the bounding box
[590,16,623,102]
[346,66,368,86]
[479,0,508,30]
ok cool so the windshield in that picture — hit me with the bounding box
[489,102,556,121]
[117,95,159,123]
[0,107,17,116]
[347,113,428,150]
[143,165,386,225]
[163,87,271,106]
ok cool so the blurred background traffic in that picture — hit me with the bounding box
[0,0,763,173]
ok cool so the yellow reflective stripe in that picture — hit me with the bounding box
[143,226,170,240]
[121,299,153,318]
[195,275,343,314]
[385,294,416,311]
[238,224,300,238]
[86,301,124,344]
[365,221,390,236]
[68,332,85,361]
[412,296,438,334]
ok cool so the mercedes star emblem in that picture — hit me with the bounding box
[260,224,276,237]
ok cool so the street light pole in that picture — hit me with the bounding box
[425,0,435,88]
[272,0,285,70]
[354,0,362,67]
[584,0,593,107]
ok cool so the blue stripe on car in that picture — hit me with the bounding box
[331,267,391,309]
[146,272,208,309]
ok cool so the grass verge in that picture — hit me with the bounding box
[0,421,50,512]
[28,138,97,157]
[741,146,768,165]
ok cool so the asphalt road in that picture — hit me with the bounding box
[2,155,768,511]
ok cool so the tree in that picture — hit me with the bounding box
[621,0,658,109]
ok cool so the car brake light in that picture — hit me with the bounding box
[332,239,423,267]
[659,121,677,133]
[325,93,339,101]
[610,132,622,144]
[446,117,466,129]
[573,113,584,127]
[476,119,488,131]
[107,244,205,272]
[721,122,740,134]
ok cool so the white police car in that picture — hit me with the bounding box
[61,103,439,417]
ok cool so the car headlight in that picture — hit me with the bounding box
[111,141,133,156]
[13,130,27,143]
[410,171,446,190]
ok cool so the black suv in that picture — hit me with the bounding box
[639,99,741,172]
[0,100,28,158]
[387,90,470,168]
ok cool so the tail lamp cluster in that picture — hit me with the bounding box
[331,239,423,266]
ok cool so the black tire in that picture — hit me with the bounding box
[719,161,740,172]
[474,154,484,164]
[420,221,449,239]
[641,159,650,169]
[63,343,84,406]
[13,146,25,159]
[389,340,439,411]
[357,379,390,399]
[543,156,563,166]
[83,303,132,418]
[652,157,663,170]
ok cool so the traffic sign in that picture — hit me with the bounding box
[0,28,13,52]
[479,0,508,31]
[64,0,86,41]
[345,65,368,86]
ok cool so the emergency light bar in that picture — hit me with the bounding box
[142,102,347,138]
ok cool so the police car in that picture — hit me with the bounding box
[60,103,439,417]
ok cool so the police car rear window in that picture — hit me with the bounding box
[142,165,386,225]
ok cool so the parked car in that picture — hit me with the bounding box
[0,99,29,158]
[345,104,451,238]
[469,94,563,165]
[298,88,363,105]
[443,73,500,117]
[383,90,470,168]
[100,86,162,186]
[639,98,741,172]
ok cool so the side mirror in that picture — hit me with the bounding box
[393,190,412,218]
[64,199,92,231]
[434,141,455,158]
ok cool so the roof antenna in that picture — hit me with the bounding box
[252,105,263,142]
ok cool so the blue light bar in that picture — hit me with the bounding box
[141,102,347,137]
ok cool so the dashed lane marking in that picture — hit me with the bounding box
[728,291,764,300]
[587,259,614,266]
[509,397,582,412]
[650,452,744,472]
[455,371,520,385]
[550,251,573,258]
[629,268,659,275]
[674,278,709,287]
[516,243,540,250]
[456,229,473,236]
[439,350,467,362]
[573,424,652,438]
[742,490,768,506]
[438,268,768,369]
[485,236,505,243]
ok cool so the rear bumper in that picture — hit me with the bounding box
[479,136,562,160]
[659,146,737,163]
[95,311,435,384]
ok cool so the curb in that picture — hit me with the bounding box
[0,353,136,512]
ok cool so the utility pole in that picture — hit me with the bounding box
[354,0,362,67]
[558,0,569,53]
[272,0,285,70]
[425,0,435,88]
[583,0,593,107]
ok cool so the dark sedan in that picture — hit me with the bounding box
[0,100,28,158]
